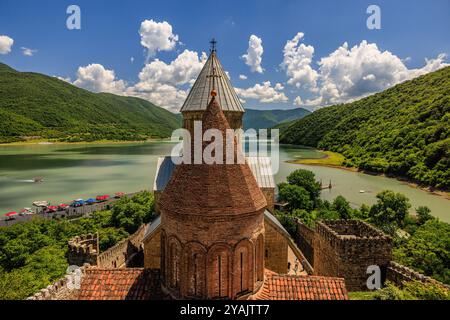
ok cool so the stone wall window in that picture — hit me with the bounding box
[256,234,264,282]
[168,240,181,290]
[185,243,206,298]
[207,246,230,299]
[234,240,254,296]
[161,231,167,282]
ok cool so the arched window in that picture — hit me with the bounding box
[207,244,231,299]
[184,242,206,298]
[168,237,181,290]
[234,239,254,296]
[161,231,167,282]
[255,234,264,282]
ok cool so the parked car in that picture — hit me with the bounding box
[115,192,125,199]
[86,198,97,205]
[19,208,35,216]
[71,199,85,207]
[58,204,69,211]
[96,195,110,202]
[5,212,18,220]
[46,206,59,213]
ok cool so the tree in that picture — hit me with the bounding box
[416,206,433,226]
[278,183,313,211]
[393,219,450,285]
[286,169,321,202]
[368,190,411,231]
[111,191,155,233]
[332,196,353,219]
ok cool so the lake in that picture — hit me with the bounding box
[0,141,448,222]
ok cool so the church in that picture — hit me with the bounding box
[30,42,349,301]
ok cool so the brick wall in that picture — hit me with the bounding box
[387,261,449,289]
[313,220,392,291]
[67,234,98,267]
[294,220,315,265]
[97,224,146,268]
[264,220,288,274]
[144,229,161,269]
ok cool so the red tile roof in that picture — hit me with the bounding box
[77,268,162,300]
[251,270,348,300]
[159,96,267,217]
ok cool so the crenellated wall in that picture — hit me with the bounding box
[313,220,393,291]
[387,261,450,289]
[68,234,99,266]
[26,264,90,300]
[97,224,147,268]
[294,220,315,265]
[67,224,147,269]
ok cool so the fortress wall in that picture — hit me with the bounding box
[294,220,315,265]
[97,224,147,268]
[264,220,288,274]
[313,220,393,291]
[26,264,90,300]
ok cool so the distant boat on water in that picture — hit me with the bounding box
[33,177,44,183]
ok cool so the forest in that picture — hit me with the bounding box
[280,67,450,190]
[0,63,181,143]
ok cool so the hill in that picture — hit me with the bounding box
[0,63,181,143]
[280,67,450,189]
[243,108,310,130]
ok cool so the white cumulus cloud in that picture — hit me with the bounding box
[0,35,14,54]
[126,49,207,112]
[293,96,303,106]
[239,74,247,80]
[73,64,126,95]
[242,35,264,73]
[236,81,288,104]
[316,41,448,106]
[282,33,449,108]
[281,32,318,90]
[139,19,179,59]
[21,47,37,56]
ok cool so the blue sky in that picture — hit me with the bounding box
[0,0,449,111]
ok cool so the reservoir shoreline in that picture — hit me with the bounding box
[288,150,450,201]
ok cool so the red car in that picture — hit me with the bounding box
[115,192,125,199]
[96,195,110,202]
[58,204,69,211]
[46,206,59,213]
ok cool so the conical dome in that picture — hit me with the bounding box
[159,96,266,217]
[180,51,244,113]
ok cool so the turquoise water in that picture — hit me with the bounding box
[0,142,448,222]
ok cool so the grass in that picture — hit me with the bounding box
[348,291,378,300]
[288,150,346,167]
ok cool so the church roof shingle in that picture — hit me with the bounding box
[251,270,348,300]
[77,268,162,300]
[180,52,244,113]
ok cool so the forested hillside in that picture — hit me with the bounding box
[243,107,310,130]
[0,63,181,143]
[280,67,450,189]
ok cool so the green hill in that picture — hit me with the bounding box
[243,108,310,130]
[280,66,450,189]
[0,63,181,143]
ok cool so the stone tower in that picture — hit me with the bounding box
[180,43,244,135]
[158,83,267,299]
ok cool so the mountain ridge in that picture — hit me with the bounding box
[279,66,450,189]
[0,62,181,143]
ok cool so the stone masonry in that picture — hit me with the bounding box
[313,220,392,291]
